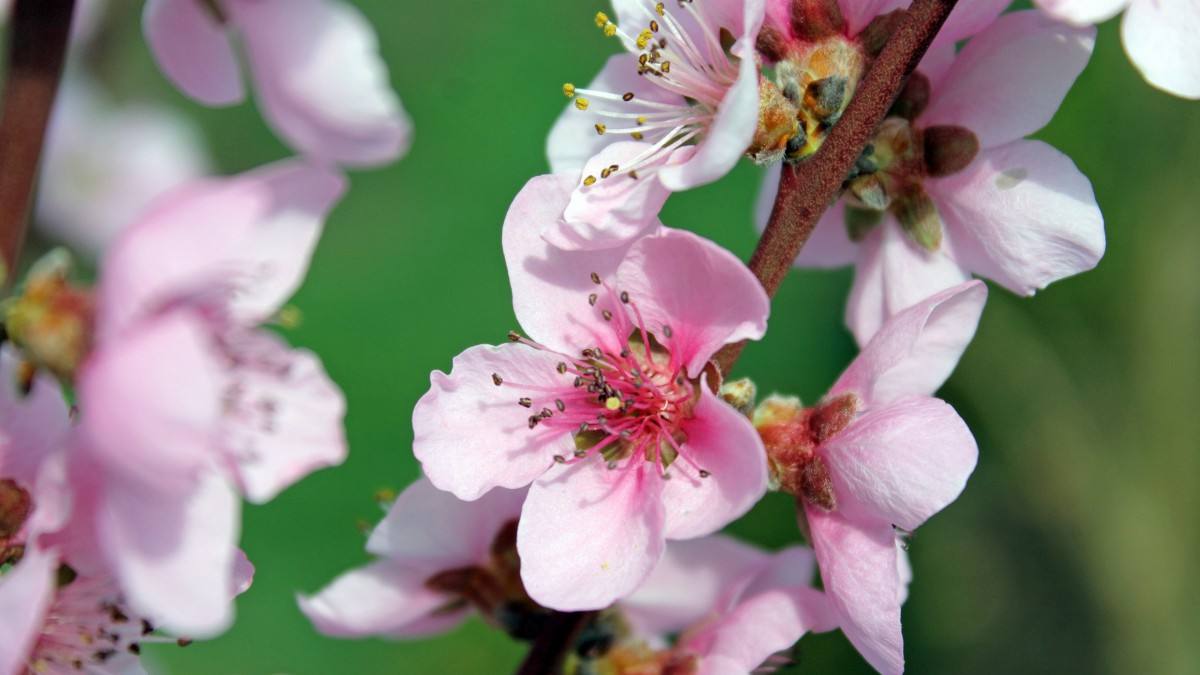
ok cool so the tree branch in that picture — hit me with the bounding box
[713,0,959,375]
[0,0,76,286]
[513,610,596,675]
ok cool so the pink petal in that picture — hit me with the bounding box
[100,160,345,336]
[807,509,904,675]
[503,174,630,354]
[838,0,908,35]
[657,0,764,191]
[412,343,575,501]
[932,140,1104,296]
[518,458,666,611]
[228,0,412,166]
[222,331,347,504]
[299,560,468,638]
[553,143,688,251]
[98,468,240,638]
[922,11,1095,148]
[921,0,1011,85]
[622,535,770,636]
[1121,0,1200,99]
[661,387,768,539]
[686,587,836,675]
[822,396,977,531]
[0,544,56,675]
[547,54,686,174]
[844,221,972,346]
[834,280,986,406]
[366,477,525,570]
[78,311,222,492]
[756,166,857,269]
[617,229,769,375]
[1036,0,1129,25]
[0,348,70,487]
[142,0,244,106]
[739,546,818,600]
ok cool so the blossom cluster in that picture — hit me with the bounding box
[0,0,1191,674]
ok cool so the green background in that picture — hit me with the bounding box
[35,1,1200,673]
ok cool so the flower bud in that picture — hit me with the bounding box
[895,185,944,251]
[924,124,980,177]
[2,250,94,382]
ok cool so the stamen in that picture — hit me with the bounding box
[492,373,503,386]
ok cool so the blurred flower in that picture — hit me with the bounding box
[759,11,1103,344]
[548,0,767,191]
[412,173,770,611]
[36,75,212,258]
[1035,0,1200,99]
[754,281,985,674]
[28,160,349,638]
[143,0,412,167]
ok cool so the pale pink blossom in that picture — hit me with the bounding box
[413,173,770,611]
[1035,0,1200,98]
[759,11,1103,344]
[143,0,411,166]
[759,281,985,674]
[300,477,528,639]
[37,75,212,257]
[63,160,347,637]
[548,0,766,191]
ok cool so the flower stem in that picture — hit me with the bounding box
[0,0,76,287]
[513,610,596,675]
[713,0,959,376]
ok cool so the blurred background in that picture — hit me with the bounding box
[18,1,1198,673]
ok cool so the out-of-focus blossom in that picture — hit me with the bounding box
[759,11,1103,344]
[548,0,768,192]
[36,75,212,257]
[143,0,412,167]
[1035,0,1200,98]
[6,160,349,638]
[755,281,985,674]
[413,174,770,611]
[299,477,541,640]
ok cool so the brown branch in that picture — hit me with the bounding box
[0,0,76,286]
[513,610,596,675]
[713,0,959,375]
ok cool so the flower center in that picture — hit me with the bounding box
[562,1,741,182]
[753,393,857,509]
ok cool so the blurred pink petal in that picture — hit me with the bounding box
[1121,0,1200,99]
[143,0,245,105]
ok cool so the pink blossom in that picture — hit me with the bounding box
[759,11,1103,344]
[299,477,528,639]
[758,281,985,674]
[413,174,770,611]
[548,0,766,191]
[37,75,212,257]
[64,160,348,637]
[143,0,411,166]
[1035,0,1200,98]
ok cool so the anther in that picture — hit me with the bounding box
[594,11,609,27]
[605,396,622,411]
[562,83,576,98]
[583,175,597,186]
[607,460,619,470]
[553,455,567,464]
[636,29,653,49]
[655,2,665,16]
[528,416,540,429]
[575,98,590,111]
[608,164,619,174]
[556,399,566,412]
[662,325,673,338]
[492,373,504,386]
[594,123,607,135]
[602,310,613,321]
[699,469,711,478]
[649,20,659,32]
[590,272,602,284]
[600,167,613,179]
[661,61,671,73]
[540,407,554,418]
[620,291,630,303]
[557,362,568,374]
[631,132,644,140]
[518,398,533,408]
[622,92,635,101]
[574,449,588,458]
[507,331,521,342]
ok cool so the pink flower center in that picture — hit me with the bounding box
[495,274,709,480]
[562,1,741,182]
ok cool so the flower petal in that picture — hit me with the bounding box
[838,0,908,36]
[518,458,665,610]
[617,229,769,374]
[933,140,1104,296]
[142,0,245,106]
[922,11,1095,149]
[412,343,575,501]
[834,280,986,406]
[756,166,857,269]
[228,0,412,166]
[503,174,630,354]
[552,143,688,251]
[0,544,56,675]
[1036,0,1128,25]
[622,534,770,636]
[823,396,977,531]
[547,54,687,174]
[739,546,818,600]
[100,159,345,335]
[844,221,972,346]
[1121,0,1200,99]
[366,477,525,569]
[98,468,240,638]
[0,348,70,487]
[807,509,904,675]
[688,587,836,675]
[299,560,468,638]
[661,387,768,539]
[223,331,347,504]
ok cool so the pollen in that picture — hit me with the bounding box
[595,123,607,135]
[594,11,609,27]
[583,175,597,186]
[603,22,617,37]
[562,82,576,98]
[574,97,590,111]
[655,2,665,15]
[605,396,622,411]
[636,29,654,49]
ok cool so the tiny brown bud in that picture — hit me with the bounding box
[890,72,932,121]
[894,185,944,251]
[923,125,980,177]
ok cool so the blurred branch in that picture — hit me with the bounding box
[0,0,76,287]
[713,0,959,375]
[513,610,596,675]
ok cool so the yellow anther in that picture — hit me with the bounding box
[631,131,644,140]
[574,97,590,111]
[661,61,671,73]
[563,83,576,98]
[636,115,647,125]
[276,305,302,329]
[636,29,654,49]
[594,11,609,27]
[605,396,622,411]
[583,175,598,186]
[656,2,665,15]
[603,22,617,37]
[600,167,613,178]
[650,20,660,32]
[594,123,607,135]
